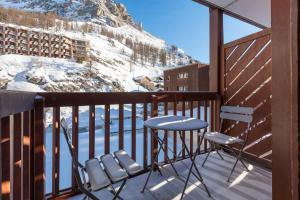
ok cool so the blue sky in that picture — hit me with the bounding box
[117,0,261,63]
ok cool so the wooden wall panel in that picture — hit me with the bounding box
[222,29,272,167]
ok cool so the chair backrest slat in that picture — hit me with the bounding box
[220,112,253,123]
[221,106,254,115]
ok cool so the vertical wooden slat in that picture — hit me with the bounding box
[104,104,110,154]
[204,100,208,152]
[13,113,22,200]
[22,111,30,200]
[29,110,35,200]
[173,102,177,160]
[210,100,215,132]
[215,99,221,131]
[119,104,124,150]
[72,106,79,191]
[52,107,60,195]
[131,104,136,160]
[197,101,201,149]
[164,102,168,163]
[143,103,148,169]
[34,96,45,200]
[189,101,194,154]
[89,105,95,159]
[182,101,186,159]
[1,116,10,200]
[151,96,158,165]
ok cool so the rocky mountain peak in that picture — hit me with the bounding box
[2,0,135,27]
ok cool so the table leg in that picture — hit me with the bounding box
[141,131,165,193]
[157,135,179,177]
[179,131,211,199]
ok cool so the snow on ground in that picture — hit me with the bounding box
[7,81,45,92]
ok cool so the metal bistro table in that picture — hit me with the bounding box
[141,115,211,199]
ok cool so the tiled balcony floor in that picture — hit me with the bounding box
[68,152,272,200]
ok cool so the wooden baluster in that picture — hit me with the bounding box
[173,102,177,160]
[210,100,215,132]
[34,96,45,200]
[197,101,201,150]
[119,104,124,150]
[29,110,35,200]
[182,101,186,159]
[190,101,194,154]
[1,116,10,200]
[89,105,95,159]
[215,99,221,131]
[72,106,79,191]
[204,100,208,152]
[13,113,22,200]
[164,102,168,163]
[104,105,110,154]
[52,107,60,196]
[143,103,148,169]
[151,96,158,165]
[132,104,136,160]
[23,111,30,200]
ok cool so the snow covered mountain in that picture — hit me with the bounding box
[0,0,199,92]
[0,0,136,27]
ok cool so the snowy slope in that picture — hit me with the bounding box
[0,0,199,93]
[0,20,194,92]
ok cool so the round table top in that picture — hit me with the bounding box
[144,115,208,131]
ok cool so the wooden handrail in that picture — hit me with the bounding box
[0,90,36,117]
[38,92,219,107]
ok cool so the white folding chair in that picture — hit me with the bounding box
[202,106,254,182]
[61,118,127,200]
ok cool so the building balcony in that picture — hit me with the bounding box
[18,32,28,37]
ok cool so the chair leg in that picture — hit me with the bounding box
[157,166,163,176]
[112,180,127,200]
[216,149,224,160]
[80,187,99,200]
[227,157,239,182]
[82,195,88,200]
[110,185,124,200]
[239,158,249,171]
[202,145,212,167]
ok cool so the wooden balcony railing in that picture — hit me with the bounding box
[0,91,220,200]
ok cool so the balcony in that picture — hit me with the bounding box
[0,0,298,199]
[0,91,272,200]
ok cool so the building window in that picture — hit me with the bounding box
[177,86,188,91]
[166,75,170,81]
[177,72,189,79]
[166,87,168,91]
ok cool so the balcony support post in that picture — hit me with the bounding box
[209,7,223,93]
[272,0,299,199]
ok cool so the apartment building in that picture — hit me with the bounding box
[164,63,209,109]
[0,23,90,61]
[164,63,209,92]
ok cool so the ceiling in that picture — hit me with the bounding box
[194,0,271,28]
